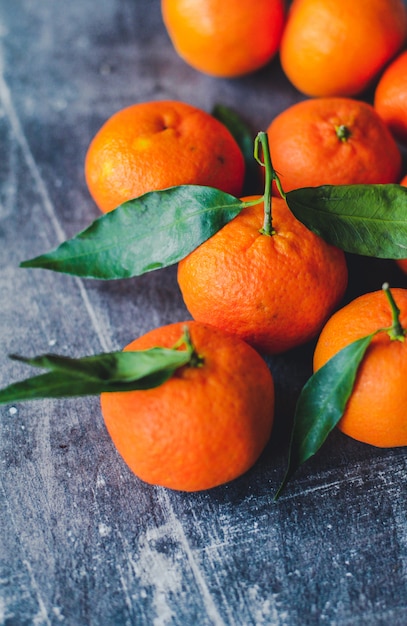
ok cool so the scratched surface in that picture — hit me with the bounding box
[1,1,407,624]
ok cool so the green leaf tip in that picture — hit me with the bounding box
[20,185,244,280]
[274,333,375,499]
[0,332,198,405]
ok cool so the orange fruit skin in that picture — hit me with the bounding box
[85,100,245,213]
[280,0,407,97]
[313,289,407,448]
[161,0,285,78]
[177,197,348,354]
[267,97,402,194]
[397,258,407,274]
[100,321,274,492]
[374,50,407,144]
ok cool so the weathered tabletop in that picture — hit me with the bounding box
[1,1,407,624]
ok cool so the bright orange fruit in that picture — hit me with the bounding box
[161,0,285,77]
[266,97,402,194]
[100,321,275,491]
[313,289,407,448]
[374,50,407,144]
[280,0,407,97]
[177,196,348,354]
[85,100,245,213]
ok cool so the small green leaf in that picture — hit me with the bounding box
[0,347,193,404]
[286,183,407,259]
[21,185,244,279]
[212,105,254,166]
[275,333,375,499]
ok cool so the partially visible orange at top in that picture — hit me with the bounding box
[374,50,407,145]
[161,0,285,78]
[279,0,407,97]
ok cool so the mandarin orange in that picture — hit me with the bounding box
[313,289,407,447]
[280,0,407,97]
[100,321,275,491]
[266,97,402,194]
[177,196,348,354]
[374,50,407,144]
[161,0,285,78]
[85,100,245,213]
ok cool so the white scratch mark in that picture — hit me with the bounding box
[248,584,288,625]
[0,55,111,353]
[98,522,111,537]
[23,559,52,626]
[129,525,180,626]
[0,37,224,626]
[157,490,226,625]
[116,566,134,620]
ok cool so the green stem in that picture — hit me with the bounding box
[382,283,405,342]
[254,131,285,236]
[173,326,204,367]
[335,124,352,142]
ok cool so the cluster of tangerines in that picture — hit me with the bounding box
[3,0,407,495]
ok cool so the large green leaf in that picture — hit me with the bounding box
[275,334,374,499]
[286,183,407,258]
[0,347,193,403]
[21,185,244,279]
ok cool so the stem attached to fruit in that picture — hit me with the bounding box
[173,326,205,367]
[335,124,351,142]
[382,283,405,342]
[254,131,287,237]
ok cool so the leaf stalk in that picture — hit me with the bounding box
[254,132,280,236]
[382,283,405,342]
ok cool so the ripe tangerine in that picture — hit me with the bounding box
[313,288,407,447]
[266,97,402,194]
[100,321,275,491]
[280,0,407,97]
[177,196,348,354]
[374,50,407,145]
[161,0,285,78]
[85,100,245,213]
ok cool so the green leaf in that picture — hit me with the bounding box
[285,183,407,259]
[212,104,254,168]
[212,104,259,193]
[0,347,193,403]
[275,333,375,499]
[21,185,244,279]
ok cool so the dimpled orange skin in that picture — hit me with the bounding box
[161,0,286,78]
[177,197,348,354]
[100,321,275,492]
[85,100,245,213]
[266,97,402,194]
[280,0,407,97]
[374,50,407,144]
[313,289,407,448]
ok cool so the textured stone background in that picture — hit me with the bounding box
[1,1,407,624]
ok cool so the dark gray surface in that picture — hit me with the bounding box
[1,1,407,624]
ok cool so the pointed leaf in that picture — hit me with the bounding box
[21,186,244,279]
[286,183,407,259]
[275,333,374,498]
[0,347,193,403]
[212,104,258,190]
